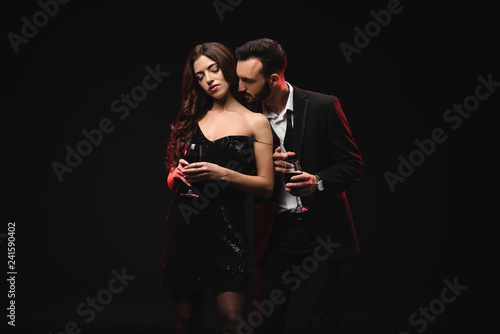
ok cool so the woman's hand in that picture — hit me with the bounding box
[181,161,229,183]
[173,159,191,187]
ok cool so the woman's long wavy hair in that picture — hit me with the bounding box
[165,42,239,171]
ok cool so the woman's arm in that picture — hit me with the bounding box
[225,113,274,198]
[181,114,274,198]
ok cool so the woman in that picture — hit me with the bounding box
[160,42,274,334]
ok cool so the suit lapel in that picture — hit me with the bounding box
[292,86,309,162]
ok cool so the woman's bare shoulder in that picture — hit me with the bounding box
[241,111,269,139]
[240,107,267,125]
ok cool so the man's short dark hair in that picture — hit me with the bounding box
[235,38,287,78]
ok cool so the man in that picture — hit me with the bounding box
[235,38,365,333]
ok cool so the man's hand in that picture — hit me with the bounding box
[286,172,317,197]
[273,147,296,173]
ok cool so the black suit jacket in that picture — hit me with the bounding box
[254,85,365,264]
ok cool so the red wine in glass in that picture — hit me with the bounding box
[180,143,204,197]
[282,159,308,213]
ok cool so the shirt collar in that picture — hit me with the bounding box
[263,82,294,121]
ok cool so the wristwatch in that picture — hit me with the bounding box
[314,175,324,192]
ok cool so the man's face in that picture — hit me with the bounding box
[236,58,271,104]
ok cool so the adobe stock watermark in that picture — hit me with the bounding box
[339,0,411,64]
[385,73,499,192]
[232,236,341,334]
[7,0,71,54]
[399,276,467,334]
[178,169,231,225]
[51,63,169,183]
[48,267,135,334]
[213,0,243,21]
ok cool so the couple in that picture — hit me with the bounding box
[159,38,365,334]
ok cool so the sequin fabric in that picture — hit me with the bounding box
[160,124,256,293]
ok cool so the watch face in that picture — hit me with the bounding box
[315,176,324,191]
[318,181,324,191]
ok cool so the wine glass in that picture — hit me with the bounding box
[282,158,308,213]
[180,143,204,197]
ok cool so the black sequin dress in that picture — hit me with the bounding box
[160,124,256,293]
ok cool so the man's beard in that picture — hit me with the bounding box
[254,80,271,102]
[242,81,271,107]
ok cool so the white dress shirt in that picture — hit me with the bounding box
[262,83,303,213]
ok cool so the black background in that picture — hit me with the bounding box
[4,0,500,333]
